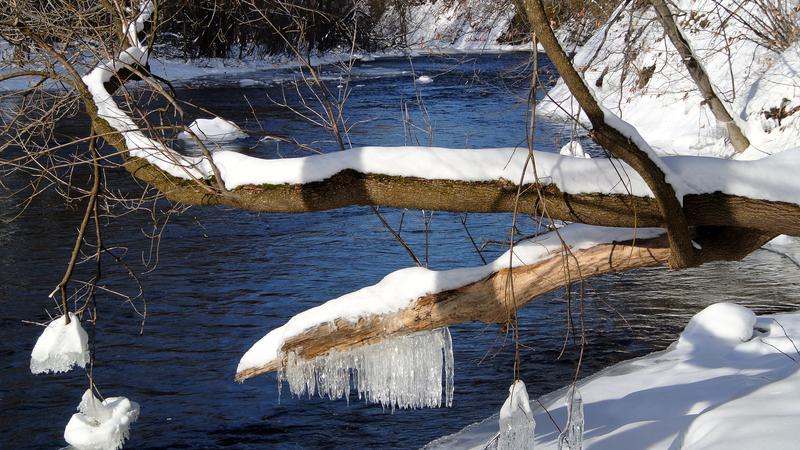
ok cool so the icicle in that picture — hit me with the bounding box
[64,389,140,450]
[497,380,535,450]
[279,327,454,410]
[557,386,584,450]
[443,327,454,407]
[30,313,90,374]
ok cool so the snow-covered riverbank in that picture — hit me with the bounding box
[429,302,800,449]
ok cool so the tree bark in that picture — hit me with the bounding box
[649,0,750,154]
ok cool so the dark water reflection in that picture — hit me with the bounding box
[1,52,800,449]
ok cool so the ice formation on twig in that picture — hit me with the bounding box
[64,389,140,450]
[497,380,535,449]
[279,328,454,410]
[557,386,584,450]
[29,313,90,374]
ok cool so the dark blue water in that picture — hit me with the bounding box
[2,52,800,449]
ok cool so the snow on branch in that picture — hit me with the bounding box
[64,389,140,450]
[29,313,90,374]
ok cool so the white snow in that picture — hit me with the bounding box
[558,141,589,159]
[79,1,213,180]
[211,146,800,209]
[68,42,800,207]
[601,107,691,204]
[29,313,89,374]
[279,327,454,410]
[64,389,140,450]
[178,117,247,143]
[427,303,800,450]
[677,302,756,351]
[497,380,536,450]
[237,224,665,376]
[540,0,800,158]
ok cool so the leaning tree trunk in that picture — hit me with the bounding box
[649,0,751,154]
[517,0,698,268]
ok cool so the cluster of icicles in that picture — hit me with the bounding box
[279,327,455,410]
[492,381,584,450]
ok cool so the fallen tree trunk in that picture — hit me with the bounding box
[235,224,775,382]
[236,233,672,381]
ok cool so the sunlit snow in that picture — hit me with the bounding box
[29,313,89,374]
[280,328,454,410]
[428,303,800,449]
[64,389,140,450]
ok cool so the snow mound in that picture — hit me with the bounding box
[417,75,433,84]
[178,117,247,143]
[498,380,535,449]
[559,141,589,158]
[540,0,800,157]
[30,313,89,374]
[64,389,140,450]
[678,302,756,349]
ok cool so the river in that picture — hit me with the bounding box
[1,52,800,449]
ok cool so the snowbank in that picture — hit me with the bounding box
[427,303,800,449]
[64,389,140,450]
[540,0,800,158]
[29,313,89,374]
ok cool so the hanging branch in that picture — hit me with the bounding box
[48,131,101,324]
